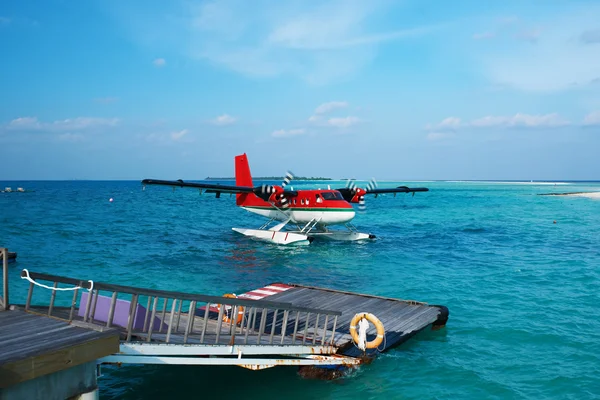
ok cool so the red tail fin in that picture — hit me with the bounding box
[235,153,253,206]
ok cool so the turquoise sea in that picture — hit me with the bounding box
[1,180,600,399]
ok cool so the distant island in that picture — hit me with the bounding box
[205,176,332,181]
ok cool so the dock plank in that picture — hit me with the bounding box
[0,310,119,388]
[10,281,444,368]
[262,284,442,353]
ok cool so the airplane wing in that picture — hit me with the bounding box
[141,179,254,194]
[141,178,299,200]
[334,185,429,202]
[365,186,429,195]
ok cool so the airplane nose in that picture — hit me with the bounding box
[345,211,356,222]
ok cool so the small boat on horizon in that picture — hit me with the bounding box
[1,187,32,193]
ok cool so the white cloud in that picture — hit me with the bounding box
[170,129,189,140]
[307,101,360,128]
[272,128,305,138]
[6,116,119,131]
[436,117,460,129]
[469,116,508,128]
[210,114,237,126]
[143,130,193,144]
[583,111,600,126]
[473,32,495,40]
[115,1,438,84]
[8,117,41,129]
[51,117,119,130]
[153,58,166,67]
[426,113,570,130]
[309,101,351,122]
[267,18,430,50]
[580,29,600,44]
[439,117,462,129]
[314,101,348,115]
[470,113,569,128]
[477,8,600,91]
[426,116,462,131]
[327,116,360,128]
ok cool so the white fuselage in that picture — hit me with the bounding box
[242,206,355,226]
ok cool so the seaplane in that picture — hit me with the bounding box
[141,153,429,245]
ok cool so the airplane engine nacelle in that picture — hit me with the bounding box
[254,184,285,202]
[349,188,367,203]
[267,186,285,203]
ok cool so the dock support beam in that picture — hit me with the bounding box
[0,361,99,400]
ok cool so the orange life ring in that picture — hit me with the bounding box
[218,293,244,325]
[349,312,385,349]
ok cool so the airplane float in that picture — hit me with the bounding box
[141,153,429,245]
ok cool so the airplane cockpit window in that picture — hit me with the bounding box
[315,194,323,203]
[321,191,344,200]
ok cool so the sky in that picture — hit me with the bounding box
[1,0,600,180]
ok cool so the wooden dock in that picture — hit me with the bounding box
[10,270,447,373]
[1,249,118,399]
[22,283,445,355]
[0,264,448,395]
[0,309,119,395]
[243,283,447,358]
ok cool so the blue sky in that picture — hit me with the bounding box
[1,0,599,180]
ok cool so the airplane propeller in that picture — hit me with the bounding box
[282,171,294,189]
[344,178,378,212]
[279,171,295,209]
[254,171,295,210]
[359,178,378,212]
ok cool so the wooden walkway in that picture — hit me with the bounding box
[0,310,119,388]
[20,281,444,356]
[23,306,338,349]
[21,284,444,357]
[8,269,448,376]
[251,283,444,357]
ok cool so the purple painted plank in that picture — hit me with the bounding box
[78,292,167,331]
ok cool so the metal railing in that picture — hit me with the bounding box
[1,248,8,311]
[20,270,342,347]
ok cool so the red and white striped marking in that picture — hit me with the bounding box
[203,283,293,313]
[237,283,292,300]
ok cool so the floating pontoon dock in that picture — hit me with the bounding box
[1,255,449,397]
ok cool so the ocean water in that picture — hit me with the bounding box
[1,180,600,399]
